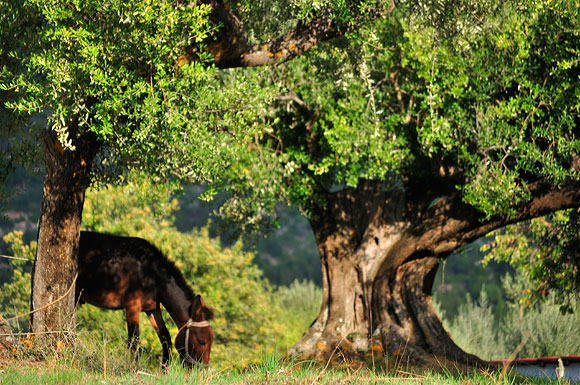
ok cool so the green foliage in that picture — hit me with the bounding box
[204,1,580,228]
[6,0,213,146]
[409,1,580,218]
[483,209,580,313]
[0,1,42,210]
[438,290,505,361]
[0,232,35,332]
[221,15,420,218]
[5,0,578,236]
[0,174,308,368]
[1,0,283,196]
[274,280,322,346]
[242,0,580,235]
[433,239,512,321]
[501,274,580,358]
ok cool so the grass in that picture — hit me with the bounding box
[0,348,573,385]
[1,280,575,385]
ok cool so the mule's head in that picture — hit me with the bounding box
[175,294,214,366]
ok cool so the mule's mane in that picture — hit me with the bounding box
[156,250,196,301]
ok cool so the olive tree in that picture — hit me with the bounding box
[207,1,580,364]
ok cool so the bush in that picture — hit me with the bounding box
[438,272,580,361]
[80,177,288,368]
[442,290,507,361]
[0,231,34,333]
[500,274,580,358]
[274,279,322,348]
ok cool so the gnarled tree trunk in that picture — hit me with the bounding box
[288,179,580,366]
[30,129,98,343]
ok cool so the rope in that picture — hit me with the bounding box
[0,254,31,261]
[185,326,193,364]
[0,330,75,337]
[2,273,78,324]
[181,319,211,329]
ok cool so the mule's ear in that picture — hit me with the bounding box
[202,306,214,321]
[190,294,202,315]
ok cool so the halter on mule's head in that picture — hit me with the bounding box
[175,294,214,366]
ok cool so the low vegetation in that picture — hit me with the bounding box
[0,348,570,385]
[0,176,304,368]
[437,273,580,361]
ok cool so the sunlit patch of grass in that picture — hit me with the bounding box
[0,354,570,385]
[0,281,570,385]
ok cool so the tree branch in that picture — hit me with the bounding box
[415,178,580,257]
[183,0,394,69]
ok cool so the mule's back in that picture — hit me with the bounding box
[77,231,166,311]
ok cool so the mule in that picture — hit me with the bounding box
[76,231,214,367]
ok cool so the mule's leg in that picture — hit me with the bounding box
[147,308,172,368]
[125,305,141,363]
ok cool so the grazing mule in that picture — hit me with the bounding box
[76,231,214,366]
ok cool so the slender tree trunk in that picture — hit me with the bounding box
[288,179,580,366]
[30,129,98,343]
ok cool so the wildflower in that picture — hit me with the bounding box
[21,334,33,349]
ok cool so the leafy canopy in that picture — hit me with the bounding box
[2,0,579,230]
[0,0,41,209]
[208,0,580,227]
[8,0,212,146]
[3,0,276,190]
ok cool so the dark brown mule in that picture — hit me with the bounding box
[75,231,214,367]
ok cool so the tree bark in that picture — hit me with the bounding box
[30,129,99,343]
[288,179,580,366]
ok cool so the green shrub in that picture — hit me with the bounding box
[0,231,34,333]
[438,272,580,361]
[500,274,580,358]
[80,178,288,368]
[274,279,322,349]
[441,289,508,360]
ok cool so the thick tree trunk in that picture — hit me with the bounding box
[288,179,580,366]
[30,129,98,343]
[373,254,483,366]
[289,221,476,365]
